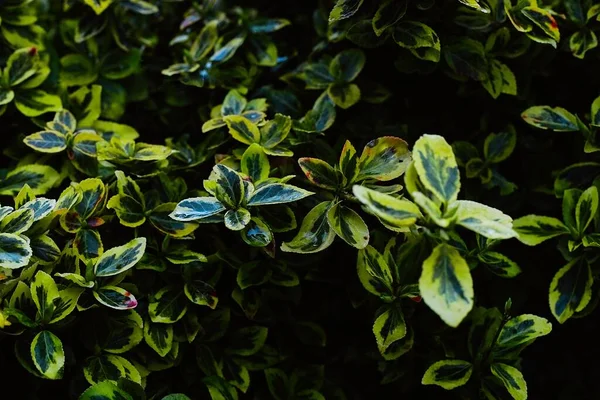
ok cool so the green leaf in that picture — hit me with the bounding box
[170,197,225,221]
[549,258,593,323]
[223,115,260,145]
[102,49,141,80]
[478,252,521,278]
[373,0,407,36]
[575,186,598,234]
[227,326,268,356]
[204,375,239,400]
[60,54,97,87]
[237,261,272,289]
[522,6,560,44]
[482,59,517,99]
[412,134,460,204]
[0,164,59,196]
[247,183,313,206]
[242,144,270,183]
[149,285,188,323]
[30,331,65,380]
[353,185,421,228]
[0,89,15,105]
[5,47,42,87]
[484,130,517,163]
[373,304,406,352]
[265,368,289,400]
[184,280,218,309]
[444,38,487,80]
[329,49,365,83]
[93,286,138,310]
[521,106,578,131]
[281,202,336,254]
[83,355,140,385]
[357,245,394,298]
[260,113,292,150]
[15,90,63,117]
[357,136,411,182]
[94,238,146,277]
[419,243,474,327]
[329,0,364,21]
[326,203,369,249]
[79,381,134,400]
[144,320,173,357]
[455,200,517,239]
[512,215,569,246]
[591,95,600,127]
[75,229,103,259]
[102,311,144,354]
[468,307,502,362]
[421,359,473,390]
[23,130,67,153]
[490,363,527,400]
[327,83,361,109]
[570,29,597,59]
[554,162,600,197]
[0,208,34,234]
[107,195,146,228]
[31,270,59,322]
[393,21,440,52]
[31,235,61,265]
[191,21,219,61]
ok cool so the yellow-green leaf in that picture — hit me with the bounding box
[419,244,474,327]
[353,185,421,228]
[94,237,146,277]
[521,106,578,131]
[490,363,527,400]
[422,359,473,390]
[357,136,411,182]
[0,232,33,269]
[512,215,569,246]
[281,202,336,254]
[455,200,517,239]
[31,270,59,322]
[326,203,369,249]
[549,258,593,323]
[241,144,270,183]
[30,330,65,380]
[223,115,261,145]
[412,134,460,204]
[357,245,394,298]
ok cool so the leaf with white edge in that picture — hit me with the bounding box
[412,134,460,204]
[23,130,67,153]
[422,359,473,390]
[144,320,173,357]
[357,245,395,298]
[326,203,369,249]
[373,304,406,351]
[419,243,474,327]
[170,197,225,221]
[30,330,65,380]
[298,158,340,190]
[241,217,273,247]
[75,178,107,219]
[455,200,517,239]
[357,137,411,182]
[281,202,336,254]
[213,164,246,208]
[22,198,56,221]
[353,185,421,228]
[247,183,313,206]
[512,215,569,246]
[329,0,364,22]
[93,286,138,310]
[94,238,146,277]
[549,258,593,323]
[521,106,578,132]
[224,208,251,231]
[490,363,527,400]
[0,233,32,269]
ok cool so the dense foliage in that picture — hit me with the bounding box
[0,0,599,399]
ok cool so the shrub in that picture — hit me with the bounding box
[0,0,598,399]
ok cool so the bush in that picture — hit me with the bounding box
[0,0,598,399]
